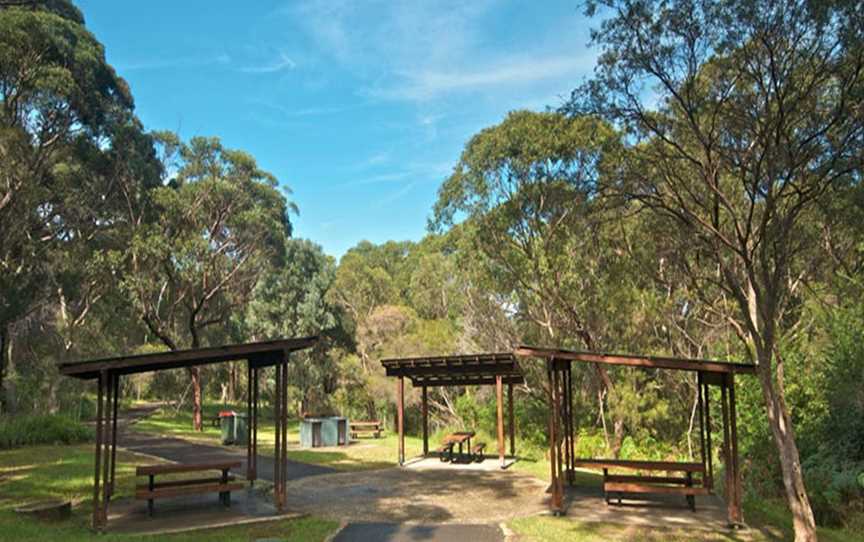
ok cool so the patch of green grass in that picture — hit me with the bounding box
[508,515,761,541]
[0,444,338,542]
[743,497,860,542]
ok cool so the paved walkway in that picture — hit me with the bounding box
[115,404,335,483]
[282,464,548,526]
[332,522,504,542]
[120,430,335,482]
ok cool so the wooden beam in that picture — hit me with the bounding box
[109,372,119,499]
[421,385,428,456]
[60,336,319,379]
[704,380,714,490]
[101,371,111,524]
[697,372,707,475]
[409,375,524,387]
[570,459,706,472]
[720,376,734,525]
[496,375,505,468]
[385,363,520,377]
[280,355,288,510]
[273,363,282,511]
[514,346,756,375]
[397,376,405,466]
[604,482,710,496]
[253,367,258,484]
[729,373,743,524]
[508,382,515,456]
[246,362,253,483]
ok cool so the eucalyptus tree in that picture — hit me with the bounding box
[122,134,292,430]
[243,238,343,415]
[571,1,864,538]
[431,110,641,454]
[330,242,401,369]
[0,0,140,407]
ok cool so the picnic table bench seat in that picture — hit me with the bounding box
[135,461,243,516]
[349,420,383,439]
[437,441,455,462]
[571,458,706,511]
[471,442,486,462]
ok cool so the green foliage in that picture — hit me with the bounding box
[0,414,92,449]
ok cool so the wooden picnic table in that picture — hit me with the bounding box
[441,431,475,462]
[135,460,242,516]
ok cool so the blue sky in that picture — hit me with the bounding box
[77,1,598,258]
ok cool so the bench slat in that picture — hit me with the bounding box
[605,474,696,486]
[604,482,710,495]
[572,459,705,472]
[135,476,235,491]
[135,481,244,500]
[349,421,381,427]
[136,461,241,476]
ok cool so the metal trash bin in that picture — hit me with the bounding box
[219,410,248,445]
[300,416,348,448]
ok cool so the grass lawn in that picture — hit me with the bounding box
[507,505,861,542]
[132,402,424,471]
[0,444,338,542]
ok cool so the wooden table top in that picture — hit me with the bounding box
[442,431,475,444]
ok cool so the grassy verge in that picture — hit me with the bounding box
[0,444,338,542]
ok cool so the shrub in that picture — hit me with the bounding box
[0,414,93,449]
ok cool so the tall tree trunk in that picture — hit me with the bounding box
[0,325,6,413]
[189,367,203,431]
[228,363,236,404]
[757,354,817,542]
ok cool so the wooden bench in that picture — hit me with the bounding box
[471,442,486,462]
[349,420,382,439]
[572,459,707,511]
[135,461,243,516]
[437,441,455,462]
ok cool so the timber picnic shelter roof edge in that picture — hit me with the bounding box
[381,352,525,387]
[59,336,319,380]
[514,345,756,374]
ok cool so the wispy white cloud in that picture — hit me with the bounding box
[240,51,297,74]
[249,99,368,119]
[356,151,391,169]
[374,55,593,101]
[118,53,231,72]
[289,0,594,104]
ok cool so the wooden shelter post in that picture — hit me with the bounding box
[727,373,743,524]
[109,372,119,498]
[697,372,707,471]
[704,379,714,490]
[253,367,259,484]
[282,355,289,508]
[507,382,515,456]
[273,362,283,511]
[101,371,113,523]
[397,376,405,466]
[421,385,428,456]
[92,371,104,530]
[568,366,575,484]
[719,375,743,525]
[547,360,564,514]
[246,362,253,483]
[496,375,505,468]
